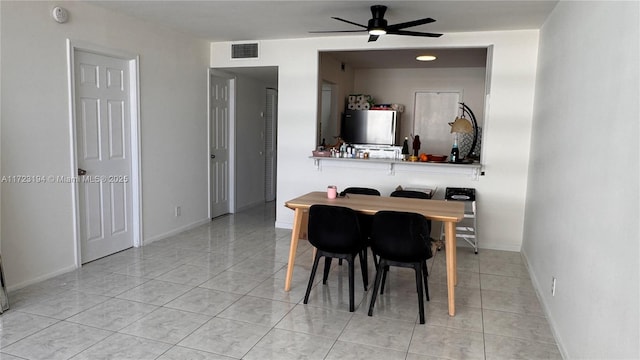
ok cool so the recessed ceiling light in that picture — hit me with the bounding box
[416,55,437,62]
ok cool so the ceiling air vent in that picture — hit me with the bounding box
[231,43,259,59]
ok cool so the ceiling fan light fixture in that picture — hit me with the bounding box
[416,55,437,61]
[368,16,387,36]
[310,5,442,42]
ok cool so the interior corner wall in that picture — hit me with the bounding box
[0,1,3,256]
[211,29,539,253]
[0,1,210,289]
[523,1,639,358]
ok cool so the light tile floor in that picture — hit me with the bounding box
[1,203,562,359]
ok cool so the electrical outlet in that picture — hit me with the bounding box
[551,277,557,296]
[175,206,182,217]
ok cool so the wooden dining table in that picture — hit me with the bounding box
[284,191,465,316]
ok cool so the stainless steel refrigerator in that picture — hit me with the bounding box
[340,110,401,145]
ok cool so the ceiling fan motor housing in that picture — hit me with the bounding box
[369,5,388,32]
[368,18,388,31]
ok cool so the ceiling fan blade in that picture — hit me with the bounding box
[331,17,367,29]
[368,35,379,42]
[309,30,367,33]
[387,29,443,38]
[387,18,436,31]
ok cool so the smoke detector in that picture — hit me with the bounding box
[52,6,69,24]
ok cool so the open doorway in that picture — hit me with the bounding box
[209,66,278,216]
[317,48,488,162]
[319,81,339,147]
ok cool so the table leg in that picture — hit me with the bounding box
[284,208,304,291]
[444,220,457,316]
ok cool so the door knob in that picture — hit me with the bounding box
[78,168,87,176]
[211,154,216,159]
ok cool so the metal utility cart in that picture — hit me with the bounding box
[440,187,478,254]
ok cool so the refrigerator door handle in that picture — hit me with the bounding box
[391,114,396,137]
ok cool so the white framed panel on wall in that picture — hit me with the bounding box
[413,91,461,156]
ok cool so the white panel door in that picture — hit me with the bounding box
[413,91,461,155]
[210,74,230,218]
[75,50,133,263]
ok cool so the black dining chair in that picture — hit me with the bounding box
[390,189,433,237]
[303,204,368,312]
[386,189,432,292]
[390,189,433,234]
[389,189,430,199]
[341,187,381,197]
[368,210,433,324]
[342,187,381,267]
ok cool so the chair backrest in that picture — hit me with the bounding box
[308,205,363,253]
[390,190,430,199]
[371,211,432,262]
[342,187,381,196]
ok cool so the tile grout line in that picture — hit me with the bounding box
[479,255,488,360]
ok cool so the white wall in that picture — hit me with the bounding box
[523,1,639,358]
[211,30,539,252]
[0,1,210,289]
[0,2,3,256]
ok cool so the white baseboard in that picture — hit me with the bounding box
[7,264,78,292]
[143,218,211,245]
[235,200,267,213]
[521,250,568,360]
[275,220,293,230]
[7,218,211,292]
[476,242,522,252]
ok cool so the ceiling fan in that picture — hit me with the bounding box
[310,5,443,42]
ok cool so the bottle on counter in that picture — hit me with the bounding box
[339,142,347,158]
[449,134,459,163]
[401,137,409,160]
[412,135,421,157]
[346,144,354,158]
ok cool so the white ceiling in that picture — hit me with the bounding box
[89,1,558,81]
[92,1,558,42]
